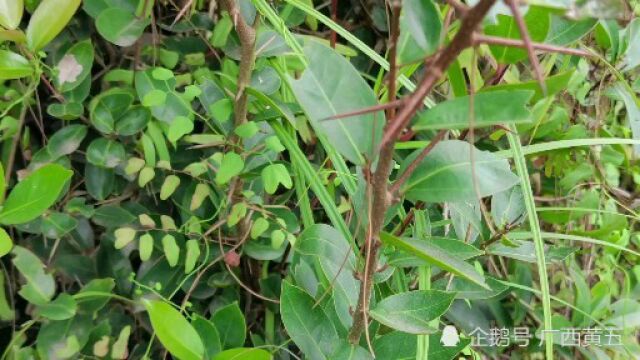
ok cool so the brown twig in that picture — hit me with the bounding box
[348,0,498,345]
[380,0,497,148]
[321,99,405,122]
[505,0,546,95]
[221,0,258,238]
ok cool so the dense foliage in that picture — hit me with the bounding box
[1,0,640,359]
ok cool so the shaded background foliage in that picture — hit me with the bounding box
[0,0,640,359]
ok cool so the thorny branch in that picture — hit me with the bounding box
[348,0,498,345]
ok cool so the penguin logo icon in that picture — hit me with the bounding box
[441,325,460,347]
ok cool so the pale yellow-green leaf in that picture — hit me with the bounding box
[114,227,136,249]
[0,0,23,30]
[26,0,81,51]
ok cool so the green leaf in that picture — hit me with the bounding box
[167,116,194,143]
[251,217,269,239]
[212,302,246,349]
[56,40,94,92]
[213,348,272,360]
[139,233,153,261]
[115,106,150,136]
[0,50,33,80]
[0,0,23,29]
[413,90,533,130]
[380,232,488,289]
[215,152,244,185]
[86,138,126,168]
[546,16,596,46]
[26,0,81,51]
[89,89,135,134]
[41,212,78,238]
[31,124,87,166]
[479,70,575,104]
[281,281,338,360]
[484,6,551,64]
[162,234,180,267]
[36,293,77,320]
[114,227,136,249]
[0,227,12,257]
[621,18,640,72]
[184,239,200,273]
[261,163,292,194]
[96,7,150,47]
[12,246,55,305]
[0,164,72,225]
[210,12,233,47]
[399,140,519,203]
[138,166,155,187]
[296,224,359,329]
[144,299,205,360]
[160,175,181,200]
[288,40,384,165]
[370,290,455,334]
[192,314,222,358]
[190,183,209,211]
[397,0,441,64]
[142,89,167,107]
[76,278,115,314]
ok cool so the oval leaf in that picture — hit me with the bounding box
[144,299,205,360]
[0,164,72,225]
[26,0,81,51]
[370,290,455,334]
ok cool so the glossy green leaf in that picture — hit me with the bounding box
[56,40,94,92]
[144,299,205,360]
[26,0,81,51]
[89,89,135,134]
[288,40,384,165]
[0,227,12,257]
[192,314,222,358]
[213,348,272,360]
[0,50,33,80]
[0,0,23,29]
[86,138,126,168]
[96,7,150,47]
[115,106,150,136]
[413,90,533,130]
[12,246,55,305]
[380,232,488,289]
[281,281,338,360]
[398,0,441,64]
[212,302,246,349]
[398,140,519,203]
[0,164,72,225]
[370,290,455,334]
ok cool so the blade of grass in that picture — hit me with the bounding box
[508,231,640,257]
[270,120,356,249]
[506,125,554,359]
